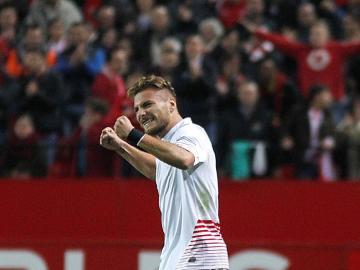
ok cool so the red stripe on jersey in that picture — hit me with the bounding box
[176,219,228,270]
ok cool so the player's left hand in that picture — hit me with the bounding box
[114,115,134,139]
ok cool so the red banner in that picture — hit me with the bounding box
[0,179,359,269]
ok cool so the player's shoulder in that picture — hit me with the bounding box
[177,121,207,138]
[174,122,212,147]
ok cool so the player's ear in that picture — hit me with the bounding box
[169,98,176,113]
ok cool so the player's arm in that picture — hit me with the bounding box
[100,127,156,180]
[115,116,195,170]
[138,135,195,170]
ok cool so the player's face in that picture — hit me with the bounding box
[134,88,173,136]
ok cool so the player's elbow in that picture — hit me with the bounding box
[177,155,195,170]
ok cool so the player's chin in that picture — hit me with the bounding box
[144,124,161,136]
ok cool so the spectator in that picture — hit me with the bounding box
[216,81,273,179]
[15,48,64,165]
[343,15,360,96]
[171,1,198,39]
[91,48,129,120]
[216,53,247,113]
[26,0,82,31]
[134,5,174,68]
[95,5,116,33]
[243,0,270,27]
[296,2,318,42]
[317,0,345,40]
[246,20,360,102]
[47,18,67,55]
[256,57,299,123]
[0,114,47,178]
[16,48,64,136]
[0,70,18,142]
[343,14,360,41]
[135,0,155,33]
[0,2,17,62]
[55,22,106,134]
[281,85,336,180]
[93,5,119,55]
[173,34,217,139]
[211,29,243,69]
[335,97,360,179]
[83,0,135,34]
[169,0,217,25]
[199,17,224,54]
[217,0,246,29]
[148,37,182,83]
[6,24,57,78]
[53,98,119,177]
[97,27,119,56]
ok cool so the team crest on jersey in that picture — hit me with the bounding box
[306,49,331,71]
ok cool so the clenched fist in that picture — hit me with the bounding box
[100,127,124,151]
[114,116,134,139]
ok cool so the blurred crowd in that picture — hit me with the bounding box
[0,0,359,180]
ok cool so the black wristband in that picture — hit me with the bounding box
[127,128,145,145]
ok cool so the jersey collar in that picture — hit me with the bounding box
[163,117,192,140]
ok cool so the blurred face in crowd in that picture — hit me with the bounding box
[137,0,154,13]
[49,20,64,41]
[246,0,265,16]
[101,28,118,50]
[23,51,46,74]
[14,115,35,140]
[343,15,360,39]
[313,88,333,109]
[297,3,317,28]
[159,40,180,71]
[109,49,128,75]
[0,6,17,30]
[353,100,360,120]
[97,6,116,29]
[68,24,91,45]
[118,37,133,59]
[237,82,259,108]
[151,6,170,32]
[200,22,216,43]
[309,23,330,48]
[222,54,240,78]
[222,30,239,53]
[25,28,44,49]
[185,35,205,60]
[259,58,277,82]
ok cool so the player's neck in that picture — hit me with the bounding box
[158,113,183,138]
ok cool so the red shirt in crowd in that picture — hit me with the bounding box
[91,65,129,120]
[256,30,360,100]
[218,0,246,29]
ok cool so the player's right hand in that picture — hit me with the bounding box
[100,127,123,152]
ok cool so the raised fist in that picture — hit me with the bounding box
[100,127,123,151]
[114,115,134,139]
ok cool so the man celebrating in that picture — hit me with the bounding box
[100,75,229,270]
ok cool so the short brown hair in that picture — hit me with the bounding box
[127,75,176,98]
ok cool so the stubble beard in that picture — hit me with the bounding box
[145,121,167,136]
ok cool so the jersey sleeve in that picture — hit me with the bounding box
[175,132,208,167]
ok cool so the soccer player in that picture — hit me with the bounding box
[99,75,229,270]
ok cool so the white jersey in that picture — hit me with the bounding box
[155,118,229,270]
